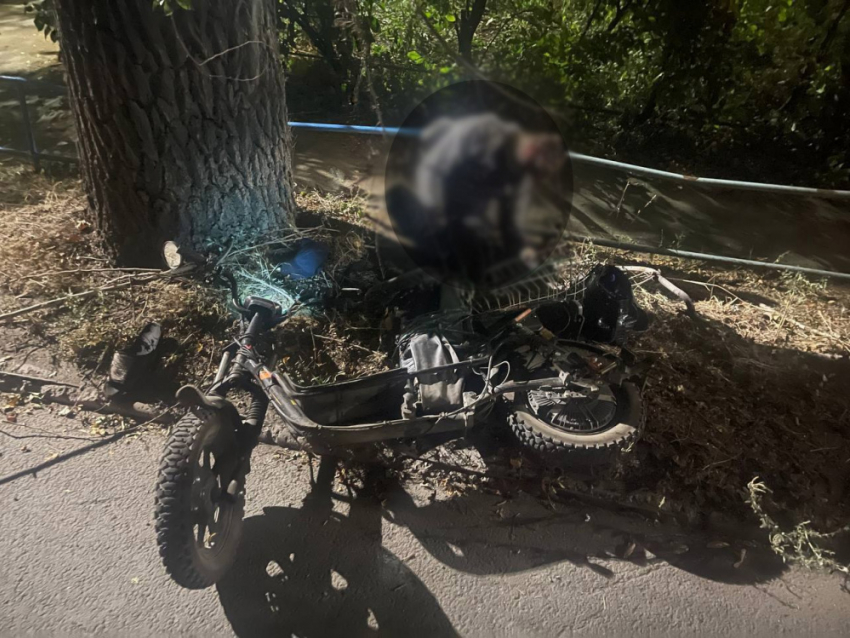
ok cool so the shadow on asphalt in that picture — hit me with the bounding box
[216,457,459,638]
[382,471,788,588]
[216,455,788,637]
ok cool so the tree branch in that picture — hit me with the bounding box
[607,0,635,33]
[0,267,194,322]
[457,0,487,61]
[581,0,604,39]
[279,2,342,75]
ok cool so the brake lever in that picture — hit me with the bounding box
[212,267,245,312]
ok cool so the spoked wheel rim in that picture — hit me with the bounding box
[527,383,619,434]
[189,428,241,563]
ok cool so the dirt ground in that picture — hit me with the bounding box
[2,164,849,580]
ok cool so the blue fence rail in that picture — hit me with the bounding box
[4,74,850,200]
[285,122,850,201]
[3,74,850,280]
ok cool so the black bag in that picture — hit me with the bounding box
[537,265,648,345]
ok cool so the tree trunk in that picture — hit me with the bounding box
[457,0,488,62]
[54,0,295,265]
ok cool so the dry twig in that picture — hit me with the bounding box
[0,267,195,322]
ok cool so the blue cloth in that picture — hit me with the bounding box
[274,239,329,280]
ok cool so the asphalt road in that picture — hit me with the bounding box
[2,401,848,637]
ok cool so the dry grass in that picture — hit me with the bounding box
[0,166,90,308]
[0,167,383,389]
[296,189,370,229]
[2,166,849,556]
[587,247,850,535]
[0,165,233,385]
[273,314,390,385]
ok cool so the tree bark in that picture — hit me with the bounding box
[54,0,295,265]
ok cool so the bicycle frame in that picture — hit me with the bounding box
[204,302,619,449]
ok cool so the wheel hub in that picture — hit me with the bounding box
[527,383,618,434]
[193,469,219,516]
[191,450,225,549]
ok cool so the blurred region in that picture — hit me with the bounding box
[384,81,572,290]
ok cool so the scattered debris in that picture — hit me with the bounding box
[37,385,174,424]
[747,477,849,574]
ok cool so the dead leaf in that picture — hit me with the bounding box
[6,413,17,423]
[707,541,730,549]
[733,548,747,569]
[623,541,637,559]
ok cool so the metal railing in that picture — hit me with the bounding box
[285,121,850,201]
[0,75,78,170]
[4,74,850,201]
[2,74,849,279]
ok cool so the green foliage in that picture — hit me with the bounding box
[34,0,850,184]
[25,0,58,42]
[26,0,195,41]
[746,477,849,574]
[153,0,193,15]
[283,0,850,186]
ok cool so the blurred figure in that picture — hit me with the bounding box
[386,113,566,287]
